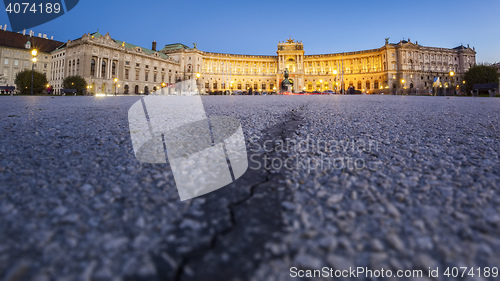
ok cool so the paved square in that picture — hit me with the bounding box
[0,95,499,280]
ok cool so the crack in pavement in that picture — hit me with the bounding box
[153,105,308,281]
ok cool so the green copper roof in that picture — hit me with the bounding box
[113,39,169,59]
[159,43,190,52]
[90,31,102,38]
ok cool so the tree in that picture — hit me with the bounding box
[63,75,87,95]
[463,64,499,93]
[14,69,48,95]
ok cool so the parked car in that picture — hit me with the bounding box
[262,91,268,95]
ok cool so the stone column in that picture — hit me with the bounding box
[97,57,102,78]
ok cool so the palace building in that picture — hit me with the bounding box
[0,28,62,88]
[0,28,477,95]
[50,31,180,95]
[162,37,476,94]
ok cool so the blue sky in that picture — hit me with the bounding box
[1,0,499,63]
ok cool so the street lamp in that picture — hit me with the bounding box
[196,73,200,94]
[449,71,455,95]
[114,78,118,96]
[31,49,37,95]
[333,70,338,93]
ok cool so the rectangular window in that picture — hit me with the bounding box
[153,73,157,82]
[270,83,274,90]
[135,70,139,80]
[125,69,129,80]
[262,83,266,90]
[4,59,8,64]
[125,61,130,66]
[145,71,149,81]
[14,60,18,66]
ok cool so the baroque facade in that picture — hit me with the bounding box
[50,31,180,95]
[0,29,478,95]
[162,37,476,94]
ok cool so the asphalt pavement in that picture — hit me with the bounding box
[0,95,499,281]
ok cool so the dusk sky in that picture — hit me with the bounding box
[0,0,499,63]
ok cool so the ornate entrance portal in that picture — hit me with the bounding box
[276,37,304,93]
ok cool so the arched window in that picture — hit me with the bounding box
[101,60,106,78]
[134,85,139,94]
[90,59,95,76]
[124,85,129,94]
[144,86,149,94]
